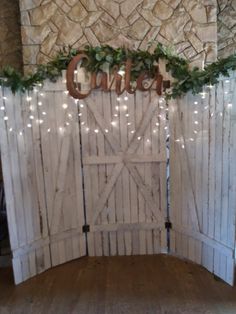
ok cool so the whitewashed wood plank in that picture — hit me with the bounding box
[0,88,18,249]
[4,90,27,246]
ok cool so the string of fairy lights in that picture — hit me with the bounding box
[0,76,234,149]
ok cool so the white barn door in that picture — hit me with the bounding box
[39,82,86,267]
[0,81,86,284]
[169,77,236,285]
[0,88,51,284]
[80,90,168,256]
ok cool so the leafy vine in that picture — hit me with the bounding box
[0,44,236,99]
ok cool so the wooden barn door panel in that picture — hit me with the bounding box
[0,81,86,284]
[81,90,167,256]
[0,88,51,284]
[169,77,236,285]
[40,84,86,267]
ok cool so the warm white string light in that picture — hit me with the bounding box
[62,103,68,109]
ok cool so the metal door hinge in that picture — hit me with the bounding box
[82,224,90,233]
[165,221,172,230]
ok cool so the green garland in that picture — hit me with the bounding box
[1,44,236,99]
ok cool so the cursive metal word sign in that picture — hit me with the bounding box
[66,53,170,99]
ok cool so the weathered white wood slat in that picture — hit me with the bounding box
[83,154,166,165]
[105,92,117,256]
[112,93,125,256]
[136,91,146,254]
[0,89,18,250]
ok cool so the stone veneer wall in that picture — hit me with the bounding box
[0,0,23,71]
[218,0,236,58]
[20,0,217,73]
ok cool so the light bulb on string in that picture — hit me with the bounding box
[42,111,47,116]
[9,128,13,132]
[29,115,34,120]
[199,91,206,99]
[27,123,32,128]
[2,97,7,100]
[118,69,125,76]
[131,130,135,134]
[207,84,213,89]
[94,129,99,133]
[47,128,51,133]
[0,106,5,110]
[105,129,109,133]
[26,96,32,102]
[3,116,8,121]
[124,95,128,101]
[38,101,42,106]
[228,103,233,108]
[62,103,68,109]
[80,103,84,108]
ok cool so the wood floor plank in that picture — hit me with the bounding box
[0,255,236,314]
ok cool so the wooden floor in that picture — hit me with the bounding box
[0,255,236,314]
